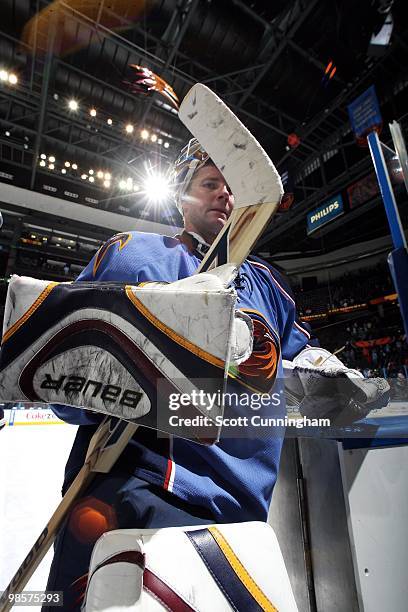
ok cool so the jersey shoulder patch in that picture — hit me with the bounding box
[92,232,132,277]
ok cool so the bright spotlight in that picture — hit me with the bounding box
[39,160,46,167]
[81,174,87,180]
[89,169,94,175]
[48,155,55,163]
[107,118,113,125]
[141,129,149,140]
[151,134,157,142]
[164,141,170,149]
[5,131,10,137]
[68,99,79,111]
[125,124,134,134]
[0,70,8,81]
[158,138,163,145]
[72,163,78,170]
[103,180,111,188]
[64,161,70,167]
[40,153,46,159]
[104,172,111,180]
[48,163,55,170]
[97,170,104,179]
[89,176,95,183]
[61,168,67,174]
[143,172,170,203]
[8,73,18,85]
[119,180,127,190]
[90,108,97,117]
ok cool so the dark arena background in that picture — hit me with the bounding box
[1,1,408,611]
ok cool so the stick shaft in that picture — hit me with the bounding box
[197,202,277,272]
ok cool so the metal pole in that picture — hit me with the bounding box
[389,120,408,195]
[367,131,407,251]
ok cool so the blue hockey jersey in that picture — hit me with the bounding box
[52,230,312,522]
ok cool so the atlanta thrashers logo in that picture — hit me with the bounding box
[232,313,279,393]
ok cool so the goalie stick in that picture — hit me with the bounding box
[0,83,282,611]
[178,83,283,271]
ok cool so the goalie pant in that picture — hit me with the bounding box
[48,231,313,599]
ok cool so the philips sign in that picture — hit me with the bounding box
[307,194,344,235]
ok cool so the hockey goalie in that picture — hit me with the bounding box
[0,84,389,612]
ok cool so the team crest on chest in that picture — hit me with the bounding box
[229,310,280,393]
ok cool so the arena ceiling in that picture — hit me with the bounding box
[0,0,407,259]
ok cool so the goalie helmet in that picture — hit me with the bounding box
[172,138,212,213]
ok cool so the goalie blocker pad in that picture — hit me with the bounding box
[0,271,251,444]
[84,522,298,611]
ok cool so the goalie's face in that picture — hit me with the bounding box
[182,164,234,244]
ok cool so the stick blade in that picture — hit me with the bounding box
[179,83,283,209]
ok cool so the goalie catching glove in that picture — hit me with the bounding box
[283,347,390,425]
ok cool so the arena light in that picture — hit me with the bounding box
[125,123,134,134]
[8,73,18,85]
[107,118,113,125]
[90,108,97,117]
[68,99,79,111]
[5,131,10,137]
[158,138,163,145]
[72,163,78,170]
[104,172,111,180]
[97,170,104,178]
[0,70,8,81]
[141,129,149,140]
[61,168,66,174]
[48,155,55,163]
[40,153,46,159]
[143,171,170,203]
[151,134,157,142]
[89,176,95,183]
[89,169,94,175]
[164,142,170,149]
[119,180,127,190]
[81,173,87,180]
[39,160,46,167]
[48,163,55,170]
[103,179,111,188]
[64,161,70,167]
